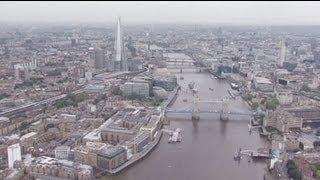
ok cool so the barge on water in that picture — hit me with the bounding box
[230,83,239,90]
[168,128,182,143]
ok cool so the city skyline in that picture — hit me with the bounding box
[1,2,320,180]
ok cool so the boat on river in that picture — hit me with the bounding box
[230,83,239,90]
[168,128,182,143]
[192,88,198,94]
[188,81,195,89]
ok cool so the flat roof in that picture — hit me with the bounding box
[55,145,70,151]
[132,131,149,143]
[98,146,126,159]
[255,77,272,84]
[101,126,135,135]
[20,132,37,141]
[0,117,9,122]
[83,129,101,141]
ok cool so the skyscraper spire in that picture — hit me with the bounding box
[114,16,127,71]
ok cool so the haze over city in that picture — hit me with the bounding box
[1,1,320,25]
[2,1,320,180]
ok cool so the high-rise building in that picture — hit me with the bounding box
[314,50,320,64]
[7,143,21,168]
[4,46,10,58]
[114,17,128,71]
[217,27,224,50]
[89,46,105,70]
[279,38,286,67]
[71,38,77,47]
[14,65,30,82]
[311,38,318,51]
[94,47,105,69]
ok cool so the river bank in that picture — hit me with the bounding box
[97,86,180,178]
[101,71,268,180]
[96,131,163,178]
[101,53,268,180]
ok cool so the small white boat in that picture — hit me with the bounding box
[188,82,195,89]
[168,128,182,143]
[192,88,198,93]
[231,83,239,90]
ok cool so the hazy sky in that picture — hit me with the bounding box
[1,1,320,25]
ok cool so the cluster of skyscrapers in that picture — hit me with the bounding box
[90,17,128,72]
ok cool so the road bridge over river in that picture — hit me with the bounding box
[165,98,254,121]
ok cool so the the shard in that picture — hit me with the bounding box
[114,17,127,71]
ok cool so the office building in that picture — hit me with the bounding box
[279,38,286,67]
[120,81,150,98]
[253,76,274,92]
[7,143,21,169]
[89,47,105,70]
[54,146,71,160]
[97,145,127,170]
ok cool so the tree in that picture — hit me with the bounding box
[287,160,296,169]
[283,62,297,72]
[252,102,259,110]
[243,93,253,101]
[0,93,9,100]
[266,97,279,110]
[316,170,320,179]
[288,168,301,180]
[314,141,320,147]
[301,84,311,92]
[286,160,302,180]
[55,93,86,108]
[111,86,121,95]
[19,122,30,131]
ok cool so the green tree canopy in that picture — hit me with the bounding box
[266,97,279,110]
[300,84,311,92]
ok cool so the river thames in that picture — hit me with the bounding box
[102,53,268,180]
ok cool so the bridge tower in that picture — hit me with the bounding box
[220,99,229,121]
[191,95,200,121]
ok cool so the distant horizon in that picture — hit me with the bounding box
[3,20,320,27]
[1,1,320,26]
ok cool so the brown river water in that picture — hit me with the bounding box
[102,54,268,180]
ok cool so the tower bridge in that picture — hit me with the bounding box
[165,98,253,121]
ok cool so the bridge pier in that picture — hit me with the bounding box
[191,112,200,121]
[162,113,170,125]
[220,111,229,121]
